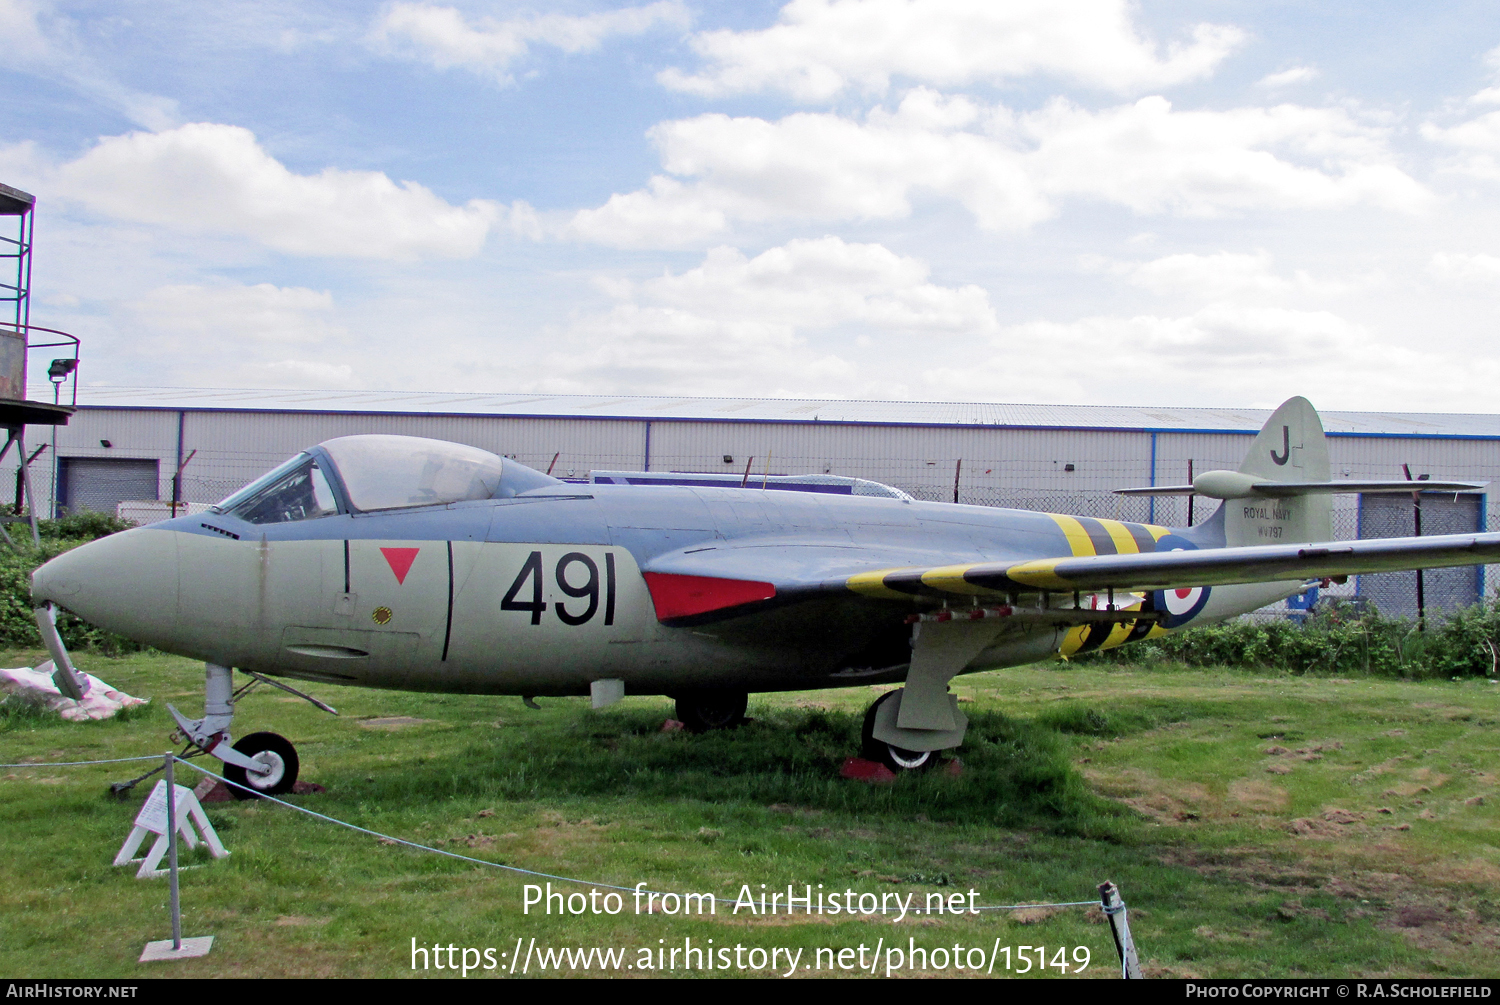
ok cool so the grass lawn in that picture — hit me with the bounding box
[2,650,1498,979]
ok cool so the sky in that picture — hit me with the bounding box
[3,0,1500,412]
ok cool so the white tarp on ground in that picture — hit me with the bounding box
[0,663,148,720]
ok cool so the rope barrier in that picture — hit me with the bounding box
[1,755,165,767]
[168,756,1100,915]
[9,750,1104,915]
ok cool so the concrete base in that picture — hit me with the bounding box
[139,936,213,962]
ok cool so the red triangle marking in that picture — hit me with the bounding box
[380,547,420,585]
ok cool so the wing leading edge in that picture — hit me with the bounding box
[639,531,1500,624]
[844,531,1500,598]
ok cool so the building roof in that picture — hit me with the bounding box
[45,384,1500,439]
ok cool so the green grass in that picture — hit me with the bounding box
[2,651,1498,978]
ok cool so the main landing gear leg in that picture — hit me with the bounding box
[167,663,301,799]
[860,619,1006,773]
[674,689,748,733]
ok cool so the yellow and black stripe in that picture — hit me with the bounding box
[843,514,1168,599]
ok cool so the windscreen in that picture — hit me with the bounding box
[319,434,506,512]
[216,455,339,524]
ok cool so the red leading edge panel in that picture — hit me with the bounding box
[642,572,776,622]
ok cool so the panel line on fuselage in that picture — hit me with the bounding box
[442,540,454,662]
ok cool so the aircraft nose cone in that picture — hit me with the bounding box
[31,527,180,645]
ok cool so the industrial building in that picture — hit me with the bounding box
[14,385,1500,618]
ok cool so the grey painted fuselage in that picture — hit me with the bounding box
[30,480,1286,697]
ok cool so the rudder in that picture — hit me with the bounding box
[1225,396,1332,547]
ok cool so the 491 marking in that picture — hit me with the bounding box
[501,550,617,626]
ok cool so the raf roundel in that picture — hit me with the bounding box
[1150,534,1211,628]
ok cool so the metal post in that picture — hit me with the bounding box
[1187,459,1195,527]
[16,430,37,543]
[1404,464,1426,631]
[952,458,962,504]
[1147,432,1158,525]
[49,387,57,519]
[172,410,184,515]
[1097,880,1140,979]
[15,442,43,515]
[165,752,181,951]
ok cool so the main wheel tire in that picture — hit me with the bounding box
[860,689,935,773]
[674,690,749,733]
[223,731,299,800]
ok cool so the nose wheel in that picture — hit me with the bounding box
[222,731,300,799]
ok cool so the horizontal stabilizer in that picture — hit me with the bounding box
[1116,478,1485,499]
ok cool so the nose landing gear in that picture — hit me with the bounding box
[164,663,334,798]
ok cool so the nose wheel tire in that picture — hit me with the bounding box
[860,690,935,773]
[674,690,749,733]
[223,731,300,800]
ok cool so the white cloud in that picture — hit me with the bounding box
[1424,49,1500,168]
[49,123,504,259]
[0,0,49,59]
[125,283,344,345]
[1116,250,1347,301]
[116,282,361,389]
[1423,109,1500,179]
[1471,45,1500,104]
[659,0,1243,100]
[571,91,1430,247]
[239,360,360,389]
[637,236,996,329]
[536,236,994,394]
[370,1,687,82]
[1429,251,1500,282]
[922,305,1486,409]
[1257,66,1318,89]
[0,0,178,129]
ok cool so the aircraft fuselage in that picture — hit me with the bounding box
[31,483,1293,697]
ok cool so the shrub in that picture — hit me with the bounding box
[0,515,146,653]
[1074,598,1500,679]
[38,512,134,540]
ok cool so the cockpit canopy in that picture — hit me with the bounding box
[322,434,506,511]
[213,434,561,524]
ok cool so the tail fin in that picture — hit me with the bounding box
[1224,396,1332,547]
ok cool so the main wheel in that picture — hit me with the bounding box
[861,690,935,773]
[674,690,749,733]
[223,731,299,800]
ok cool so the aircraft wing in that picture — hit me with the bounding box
[641,532,1500,621]
[851,531,1500,598]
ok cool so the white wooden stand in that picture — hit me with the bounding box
[114,779,228,879]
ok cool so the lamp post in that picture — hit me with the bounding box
[47,358,75,518]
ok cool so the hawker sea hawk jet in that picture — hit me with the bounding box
[29,397,1500,793]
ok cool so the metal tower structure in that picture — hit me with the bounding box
[0,182,75,542]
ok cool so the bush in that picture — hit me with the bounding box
[0,514,147,654]
[38,512,134,541]
[1075,598,1500,679]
